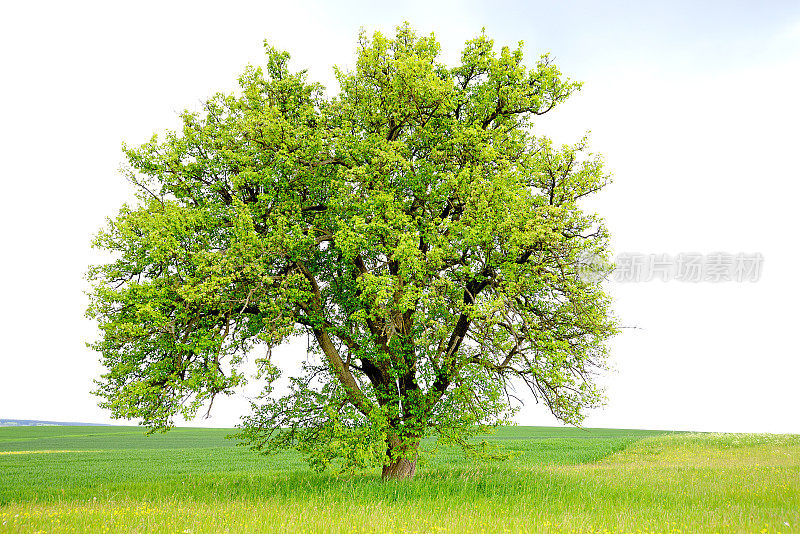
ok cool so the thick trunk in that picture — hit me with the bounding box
[381,436,418,480]
[382,455,417,479]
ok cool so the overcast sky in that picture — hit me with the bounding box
[1,1,798,432]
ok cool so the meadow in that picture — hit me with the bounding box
[0,425,797,533]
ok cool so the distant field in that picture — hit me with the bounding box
[0,426,797,533]
[0,419,106,427]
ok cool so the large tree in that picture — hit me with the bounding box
[87,25,617,479]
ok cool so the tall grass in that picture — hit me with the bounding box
[0,426,797,533]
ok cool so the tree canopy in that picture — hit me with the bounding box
[87,24,617,479]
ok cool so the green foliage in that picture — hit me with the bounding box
[87,24,618,473]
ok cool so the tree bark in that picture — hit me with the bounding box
[381,436,418,480]
[382,455,417,479]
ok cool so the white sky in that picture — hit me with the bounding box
[1,1,798,433]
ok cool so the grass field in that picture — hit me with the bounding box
[0,426,797,533]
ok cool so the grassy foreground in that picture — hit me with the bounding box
[0,426,797,533]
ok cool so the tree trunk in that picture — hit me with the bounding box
[382,455,417,479]
[381,436,418,480]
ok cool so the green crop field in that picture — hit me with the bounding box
[0,426,797,533]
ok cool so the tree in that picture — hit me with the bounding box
[87,24,617,479]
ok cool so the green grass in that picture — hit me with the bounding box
[0,425,797,533]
